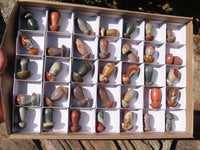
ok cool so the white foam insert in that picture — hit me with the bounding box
[70,83,97,108]
[123,17,145,41]
[98,60,121,85]
[97,84,121,108]
[47,9,74,33]
[145,20,166,44]
[12,107,41,133]
[43,82,70,107]
[166,110,186,132]
[46,32,72,57]
[167,22,186,45]
[166,66,186,87]
[121,40,144,63]
[98,37,121,61]
[16,31,44,56]
[166,45,186,66]
[14,56,43,81]
[121,86,144,109]
[69,109,96,133]
[122,62,144,86]
[74,11,99,36]
[145,64,166,87]
[12,7,189,134]
[100,14,123,38]
[42,108,69,133]
[73,36,98,59]
[96,109,120,133]
[166,87,186,109]
[71,59,98,83]
[144,109,165,132]
[120,109,143,132]
[144,43,166,65]
[13,80,42,106]
[45,57,71,82]
[144,87,166,109]
[19,6,47,31]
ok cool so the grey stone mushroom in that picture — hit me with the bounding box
[165,112,174,132]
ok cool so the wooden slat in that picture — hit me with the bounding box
[123,140,135,150]
[144,140,160,150]
[66,140,83,150]
[90,140,118,150]
[80,140,95,150]
[51,140,65,150]
[162,140,173,150]
[59,140,71,150]
[116,140,128,150]
[130,140,150,150]
[41,140,60,150]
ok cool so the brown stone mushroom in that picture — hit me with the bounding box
[73,86,89,107]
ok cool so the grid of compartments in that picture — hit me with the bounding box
[12,6,187,134]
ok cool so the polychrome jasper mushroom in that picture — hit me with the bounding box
[144,45,155,63]
[145,65,154,86]
[121,89,137,108]
[99,63,115,83]
[70,110,81,132]
[122,44,138,63]
[17,93,39,106]
[46,97,54,107]
[24,12,38,30]
[167,28,176,43]
[75,39,91,59]
[46,86,68,106]
[47,45,66,57]
[106,29,120,37]
[167,88,179,107]
[51,86,68,101]
[73,86,89,107]
[122,64,139,84]
[150,88,161,109]
[97,111,105,132]
[43,108,54,129]
[18,107,26,129]
[100,27,106,36]
[167,68,180,86]
[16,57,31,79]
[173,56,183,65]
[145,23,154,41]
[76,17,91,35]
[122,43,131,55]
[166,112,174,132]
[124,23,136,38]
[99,39,110,59]
[21,35,39,55]
[50,11,61,31]
[73,61,93,82]
[99,87,113,108]
[100,27,120,37]
[122,111,133,131]
[46,61,62,81]
[166,54,182,65]
[144,113,150,132]
[166,54,173,64]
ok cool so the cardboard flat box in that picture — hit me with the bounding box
[0,0,193,139]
